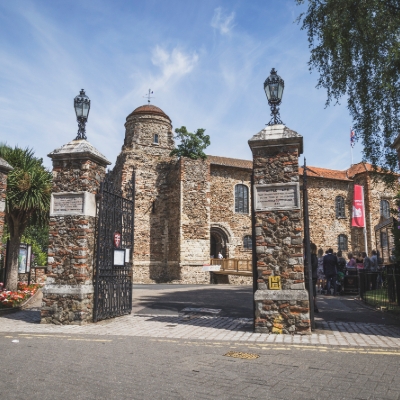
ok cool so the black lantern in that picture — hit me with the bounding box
[264,68,284,126]
[74,89,90,140]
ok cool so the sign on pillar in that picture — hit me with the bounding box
[249,124,311,335]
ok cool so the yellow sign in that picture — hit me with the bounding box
[268,276,281,290]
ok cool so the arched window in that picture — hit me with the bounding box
[243,235,252,250]
[153,133,159,144]
[381,231,388,248]
[335,196,345,218]
[235,184,249,214]
[338,234,348,251]
[380,199,390,219]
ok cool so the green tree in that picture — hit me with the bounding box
[0,145,51,291]
[170,126,210,160]
[296,1,400,180]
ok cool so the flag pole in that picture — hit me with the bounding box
[350,126,354,166]
[362,185,368,255]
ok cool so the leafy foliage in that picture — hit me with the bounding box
[0,144,51,290]
[170,126,210,160]
[391,194,400,263]
[0,144,52,233]
[296,0,400,180]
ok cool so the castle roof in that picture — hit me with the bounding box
[208,155,381,181]
[207,155,253,170]
[127,104,171,122]
[299,166,352,181]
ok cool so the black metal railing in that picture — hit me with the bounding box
[359,265,400,313]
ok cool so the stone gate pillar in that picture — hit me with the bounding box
[41,140,110,325]
[249,124,311,334]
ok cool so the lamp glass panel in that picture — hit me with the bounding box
[269,83,278,100]
[264,85,271,100]
[75,102,83,117]
[277,83,284,100]
[82,102,90,118]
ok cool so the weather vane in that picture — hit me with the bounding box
[143,89,154,104]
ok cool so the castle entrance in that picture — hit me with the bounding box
[210,227,228,258]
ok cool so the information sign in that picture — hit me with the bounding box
[254,183,300,211]
[53,194,84,214]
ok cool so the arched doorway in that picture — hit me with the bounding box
[210,227,229,258]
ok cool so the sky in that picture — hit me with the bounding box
[0,0,364,170]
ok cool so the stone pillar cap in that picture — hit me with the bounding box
[248,124,303,154]
[0,157,13,174]
[48,139,111,167]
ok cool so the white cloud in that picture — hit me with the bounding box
[151,46,199,84]
[211,7,235,35]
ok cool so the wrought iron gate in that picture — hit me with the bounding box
[93,172,135,322]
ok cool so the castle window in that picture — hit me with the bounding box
[381,231,388,248]
[153,134,159,144]
[380,199,390,219]
[335,196,345,218]
[338,234,348,251]
[235,184,248,214]
[243,235,252,250]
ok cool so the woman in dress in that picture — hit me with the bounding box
[317,248,326,294]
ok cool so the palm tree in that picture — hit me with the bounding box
[0,144,51,291]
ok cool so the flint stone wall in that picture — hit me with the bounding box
[0,170,7,243]
[301,173,397,256]
[0,158,12,243]
[209,165,252,259]
[41,151,107,325]
[250,127,310,335]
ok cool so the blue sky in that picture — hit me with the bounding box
[0,0,363,170]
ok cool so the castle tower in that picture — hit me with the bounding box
[113,104,211,284]
[114,104,181,282]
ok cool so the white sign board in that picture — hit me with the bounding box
[113,249,125,266]
[254,183,300,211]
[202,265,221,272]
[52,194,84,214]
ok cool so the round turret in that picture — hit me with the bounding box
[123,104,174,150]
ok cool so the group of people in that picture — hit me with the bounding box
[308,244,380,313]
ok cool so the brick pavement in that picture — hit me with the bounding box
[1,308,399,348]
[1,333,400,400]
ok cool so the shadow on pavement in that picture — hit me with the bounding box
[132,285,253,318]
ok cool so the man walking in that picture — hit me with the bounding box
[323,248,338,295]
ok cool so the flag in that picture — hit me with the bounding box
[352,185,365,227]
[350,127,356,147]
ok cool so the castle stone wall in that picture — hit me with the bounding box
[209,165,252,259]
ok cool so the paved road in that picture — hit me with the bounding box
[132,284,253,317]
[1,286,399,348]
[1,333,400,400]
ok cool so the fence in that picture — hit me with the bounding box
[210,258,252,274]
[359,265,400,313]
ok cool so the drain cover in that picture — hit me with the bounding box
[224,351,259,360]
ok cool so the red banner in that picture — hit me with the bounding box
[352,185,365,227]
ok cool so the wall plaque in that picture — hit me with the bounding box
[53,194,84,214]
[254,183,300,211]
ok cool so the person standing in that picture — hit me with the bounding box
[317,249,326,294]
[311,243,319,312]
[370,250,379,290]
[347,253,356,268]
[217,251,223,259]
[323,248,338,295]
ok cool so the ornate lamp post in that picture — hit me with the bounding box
[264,68,284,126]
[74,89,91,140]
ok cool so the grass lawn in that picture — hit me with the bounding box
[364,289,400,312]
